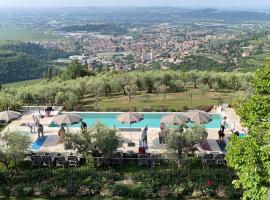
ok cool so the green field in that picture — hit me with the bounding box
[3,79,42,88]
[83,89,233,112]
[0,28,62,42]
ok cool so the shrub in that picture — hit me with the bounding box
[11,184,34,197]
[112,184,130,196]
[66,181,79,195]
[197,105,213,112]
[40,183,54,196]
[88,181,102,195]
[170,184,187,198]
[0,186,11,196]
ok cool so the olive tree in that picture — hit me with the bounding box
[0,132,31,169]
[64,123,121,156]
[165,124,206,163]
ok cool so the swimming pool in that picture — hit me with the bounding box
[50,112,222,129]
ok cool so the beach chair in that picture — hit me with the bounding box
[150,154,161,166]
[215,154,226,166]
[67,155,79,167]
[30,155,43,167]
[201,154,214,166]
[42,155,54,167]
[55,156,67,168]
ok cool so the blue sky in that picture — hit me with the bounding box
[0,0,269,9]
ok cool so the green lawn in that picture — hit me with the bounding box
[3,79,42,88]
[83,89,233,112]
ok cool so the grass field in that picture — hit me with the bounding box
[0,28,62,42]
[83,89,233,112]
[3,79,42,88]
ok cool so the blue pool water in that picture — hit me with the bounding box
[50,112,222,129]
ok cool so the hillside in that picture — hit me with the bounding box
[0,42,71,83]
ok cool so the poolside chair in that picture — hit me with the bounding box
[215,154,226,166]
[150,154,161,167]
[67,155,79,167]
[138,154,150,166]
[201,154,214,166]
[30,155,43,167]
[55,156,67,168]
[42,155,54,167]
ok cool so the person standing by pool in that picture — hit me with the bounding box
[37,124,44,138]
[220,116,228,132]
[142,125,148,148]
[80,119,87,131]
[58,126,65,143]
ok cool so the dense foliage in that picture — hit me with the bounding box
[64,123,121,156]
[165,125,207,162]
[226,60,270,200]
[172,55,226,71]
[0,42,70,83]
[0,132,31,169]
[0,70,253,112]
[0,161,240,199]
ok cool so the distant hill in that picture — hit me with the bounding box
[0,42,71,83]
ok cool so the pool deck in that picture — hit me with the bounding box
[1,107,244,155]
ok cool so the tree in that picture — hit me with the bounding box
[61,60,93,80]
[64,123,121,156]
[43,66,54,81]
[165,124,206,163]
[199,84,210,97]
[159,84,168,100]
[0,132,31,169]
[143,75,154,93]
[226,60,270,200]
[124,81,138,101]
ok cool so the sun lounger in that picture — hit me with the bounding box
[30,155,43,167]
[215,154,226,165]
[42,155,54,167]
[201,154,214,166]
[55,156,67,168]
[67,155,79,167]
[150,154,161,166]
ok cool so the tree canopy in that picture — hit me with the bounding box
[226,59,270,200]
[64,123,121,156]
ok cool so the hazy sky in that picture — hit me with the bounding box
[0,0,269,9]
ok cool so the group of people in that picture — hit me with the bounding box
[57,119,87,143]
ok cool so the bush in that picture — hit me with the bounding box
[170,184,187,198]
[40,183,54,196]
[11,184,34,197]
[0,186,11,196]
[66,181,79,195]
[88,181,102,195]
[112,184,130,196]
[197,105,213,112]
